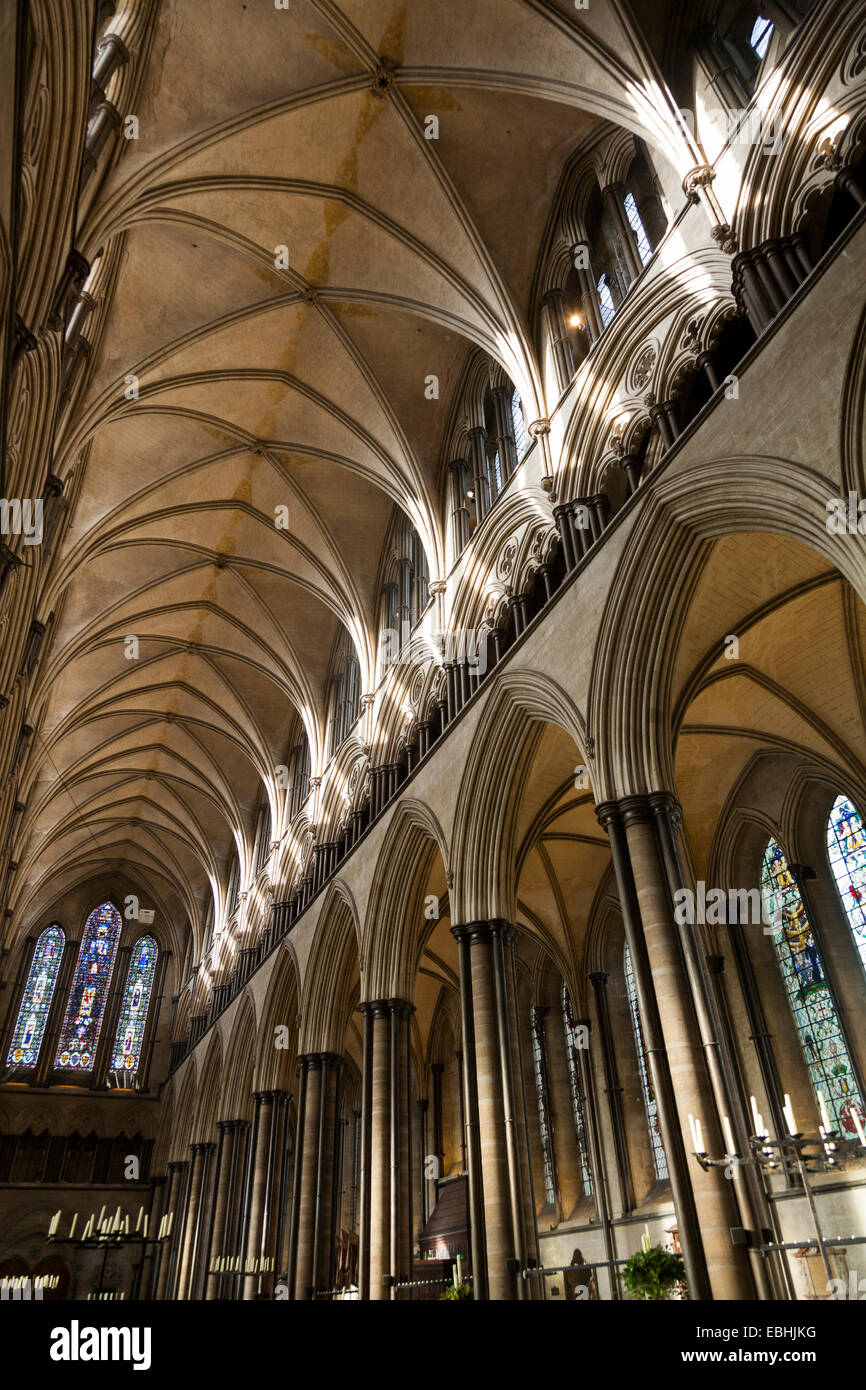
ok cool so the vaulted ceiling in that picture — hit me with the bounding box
[17,0,683,941]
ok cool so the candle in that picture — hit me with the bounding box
[98,1205,106,1227]
[756,1112,765,1140]
[48,1210,60,1236]
[695,1117,704,1153]
[783,1094,797,1136]
[817,1090,831,1133]
[452,1261,458,1288]
[456,1253,462,1286]
[722,1114,736,1158]
[136,1206,144,1231]
[852,1107,866,1149]
[688,1113,698,1150]
[69,1212,78,1240]
[641,1224,651,1253]
[143,1215,148,1239]
[750,1094,762,1135]
[114,1205,121,1229]
[167,1211,174,1236]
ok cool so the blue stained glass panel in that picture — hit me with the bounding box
[6,925,64,1068]
[54,902,121,1072]
[826,794,866,974]
[761,838,865,1136]
[111,936,157,1072]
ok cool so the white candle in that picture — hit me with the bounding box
[136,1206,144,1231]
[48,1210,60,1236]
[817,1090,831,1133]
[756,1112,765,1140]
[750,1095,762,1135]
[852,1107,866,1148]
[783,1094,797,1136]
[98,1205,106,1227]
[688,1113,698,1150]
[143,1215,148,1239]
[695,1117,704,1153]
[722,1114,736,1158]
[69,1212,78,1240]
[456,1253,462,1285]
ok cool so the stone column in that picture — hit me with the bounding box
[292,1054,341,1298]
[176,1142,214,1299]
[452,922,536,1300]
[491,384,518,477]
[541,290,575,391]
[206,1121,239,1298]
[243,1092,275,1298]
[589,971,634,1214]
[154,1160,186,1299]
[365,999,413,1299]
[598,796,754,1299]
[467,426,490,521]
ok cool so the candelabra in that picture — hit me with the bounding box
[46,1204,174,1300]
[688,1091,866,1284]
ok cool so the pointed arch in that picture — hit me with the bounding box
[364,797,451,1001]
[451,670,589,922]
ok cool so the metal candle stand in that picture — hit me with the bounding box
[46,1206,174,1301]
[689,1102,866,1284]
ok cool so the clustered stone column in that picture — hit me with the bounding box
[358,999,414,1300]
[290,1053,342,1299]
[205,1119,247,1299]
[597,795,758,1300]
[451,922,537,1300]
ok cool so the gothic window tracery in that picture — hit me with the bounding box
[55,902,122,1072]
[761,836,865,1135]
[531,1005,557,1205]
[826,795,866,974]
[562,983,593,1195]
[6,925,64,1068]
[110,935,158,1073]
[624,943,669,1181]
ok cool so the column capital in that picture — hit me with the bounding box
[298,1049,344,1070]
[191,1141,216,1156]
[588,970,609,988]
[360,997,415,1019]
[451,919,517,947]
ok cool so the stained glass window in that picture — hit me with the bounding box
[54,901,122,1072]
[562,983,593,1195]
[750,16,773,59]
[531,1006,557,1205]
[826,795,866,974]
[597,274,615,328]
[761,838,865,1135]
[624,191,653,267]
[110,935,157,1073]
[6,925,64,1068]
[624,943,669,1180]
[511,390,528,460]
